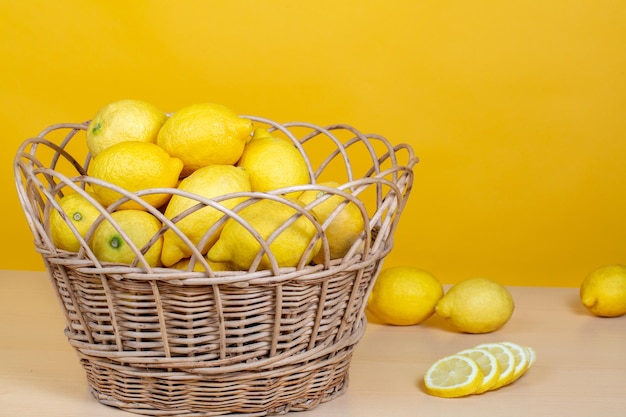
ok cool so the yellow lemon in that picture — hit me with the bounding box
[249,126,274,141]
[525,345,537,368]
[237,133,310,192]
[160,165,251,267]
[367,266,443,326]
[580,264,626,317]
[86,99,167,157]
[170,257,232,272]
[207,198,321,271]
[424,354,484,398]
[297,182,365,263]
[88,141,183,210]
[436,278,515,334]
[49,192,102,252]
[474,342,517,389]
[428,342,536,397]
[157,102,253,177]
[499,341,530,384]
[456,348,501,394]
[90,209,163,267]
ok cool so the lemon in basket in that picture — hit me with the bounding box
[170,256,232,272]
[160,164,251,267]
[249,126,275,141]
[90,209,163,267]
[297,182,365,263]
[580,264,626,317]
[237,128,311,192]
[207,198,322,270]
[86,99,167,157]
[367,266,444,325]
[157,102,253,177]
[50,192,102,252]
[88,141,183,210]
[436,278,514,334]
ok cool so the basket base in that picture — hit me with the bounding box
[88,373,347,417]
[79,322,364,416]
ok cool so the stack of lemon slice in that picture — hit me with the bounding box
[424,341,536,398]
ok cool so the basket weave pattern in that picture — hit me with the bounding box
[14,116,417,416]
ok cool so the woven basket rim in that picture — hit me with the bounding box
[15,118,418,278]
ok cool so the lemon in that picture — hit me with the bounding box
[90,209,163,267]
[249,126,274,141]
[580,264,626,317]
[237,133,310,192]
[157,102,253,177]
[297,182,365,263]
[170,257,231,272]
[424,354,483,398]
[86,99,167,157]
[499,341,530,384]
[160,165,251,266]
[367,266,443,326]
[207,198,322,271]
[50,192,102,252]
[456,348,501,393]
[88,141,183,210]
[525,345,537,368]
[436,277,514,334]
[474,342,517,389]
[430,342,536,397]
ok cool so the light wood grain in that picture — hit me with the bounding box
[1,270,625,416]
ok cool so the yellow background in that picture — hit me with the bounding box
[2,1,625,286]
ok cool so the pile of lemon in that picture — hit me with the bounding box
[50,99,365,270]
[424,341,536,398]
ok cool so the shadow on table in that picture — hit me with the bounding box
[364,307,457,332]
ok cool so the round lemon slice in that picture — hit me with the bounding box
[457,348,501,393]
[500,342,530,384]
[424,354,484,398]
[475,342,517,390]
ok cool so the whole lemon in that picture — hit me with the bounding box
[160,165,251,267]
[50,192,102,252]
[207,198,321,271]
[367,266,443,326]
[86,99,167,157]
[580,264,626,317]
[436,278,514,333]
[237,132,311,192]
[88,141,183,210]
[297,182,365,263]
[90,209,163,267]
[157,102,253,177]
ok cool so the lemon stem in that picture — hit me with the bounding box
[109,236,123,250]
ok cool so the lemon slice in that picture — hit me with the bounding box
[500,342,530,384]
[424,354,484,398]
[457,348,501,393]
[475,342,517,390]
[525,345,537,368]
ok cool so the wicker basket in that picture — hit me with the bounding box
[14,115,417,416]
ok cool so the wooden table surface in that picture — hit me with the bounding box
[1,270,625,416]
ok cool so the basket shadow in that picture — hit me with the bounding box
[364,308,458,333]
